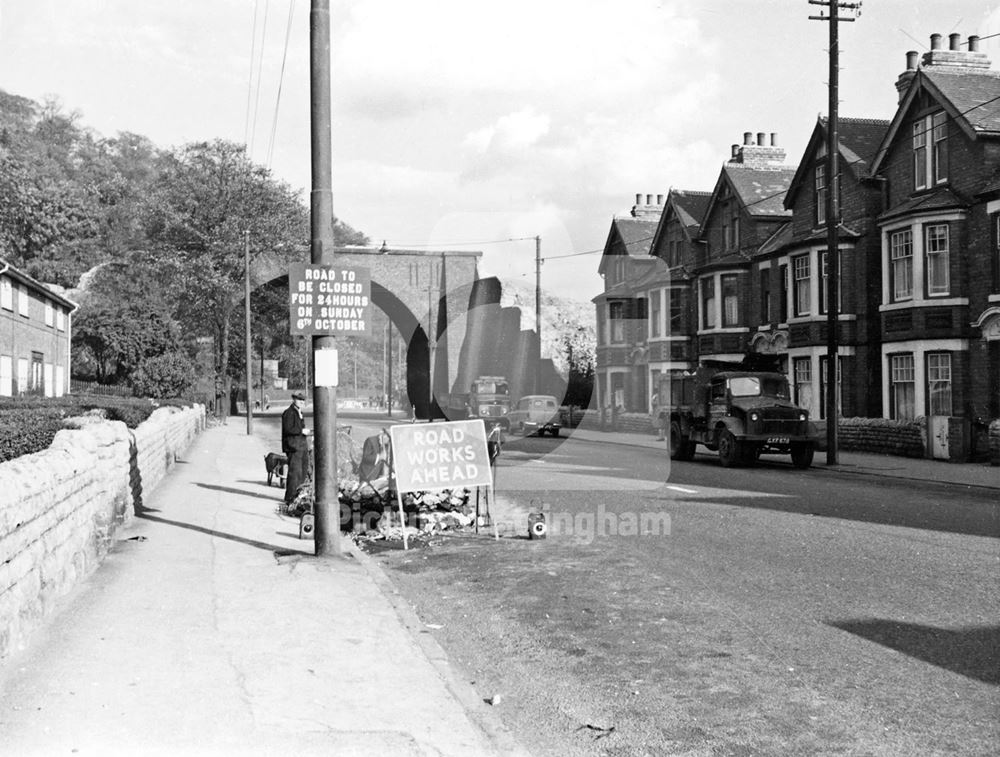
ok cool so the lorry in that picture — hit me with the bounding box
[657,356,817,469]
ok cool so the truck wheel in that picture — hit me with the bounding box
[717,430,742,468]
[791,443,814,469]
[669,422,695,461]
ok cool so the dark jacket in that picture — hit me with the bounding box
[281,404,308,455]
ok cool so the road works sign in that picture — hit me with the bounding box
[288,263,371,336]
[390,419,493,493]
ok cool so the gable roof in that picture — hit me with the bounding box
[597,215,660,274]
[648,188,711,260]
[872,67,1000,175]
[702,164,794,229]
[785,116,890,208]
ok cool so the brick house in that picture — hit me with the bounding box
[645,188,711,394]
[756,117,889,419]
[0,259,77,397]
[593,194,664,413]
[869,34,1000,425]
[695,133,794,365]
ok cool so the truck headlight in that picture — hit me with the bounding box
[750,412,759,422]
[799,413,807,421]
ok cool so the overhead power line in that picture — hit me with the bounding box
[266,0,297,169]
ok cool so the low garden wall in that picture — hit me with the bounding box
[0,404,205,661]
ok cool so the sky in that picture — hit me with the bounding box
[2,0,1000,303]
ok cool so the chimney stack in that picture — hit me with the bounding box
[921,31,992,71]
[731,130,785,168]
[895,50,919,103]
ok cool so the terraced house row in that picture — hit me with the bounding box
[595,33,1000,438]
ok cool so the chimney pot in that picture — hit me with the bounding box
[731,144,740,158]
[656,194,664,205]
[743,131,753,145]
[756,132,766,147]
[646,194,653,205]
[906,50,918,70]
[949,32,961,51]
[930,33,942,50]
[635,193,642,206]
[969,35,980,52]
[770,132,778,146]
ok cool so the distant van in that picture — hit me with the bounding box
[509,395,562,437]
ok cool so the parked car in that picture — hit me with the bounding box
[509,395,562,437]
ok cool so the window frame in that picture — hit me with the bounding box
[926,352,952,416]
[890,229,914,302]
[609,301,626,343]
[924,223,950,297]
[792,255,811,317]
[889,353,916,421]
[815,163,827,227]
[0,277,12,311]
[649,289,661,338]
[721,273,739,327]
[702,278,716,329]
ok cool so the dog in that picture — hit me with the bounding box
[264,452,287,486]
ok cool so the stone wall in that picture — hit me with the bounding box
[833,417,926,458]
[0,404,205,661]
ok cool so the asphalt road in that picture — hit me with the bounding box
[336,422,1000,756]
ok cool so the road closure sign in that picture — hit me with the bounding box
[390,419,493,493]
[288,263,371,336]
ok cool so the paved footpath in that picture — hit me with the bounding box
[0,418,529,757]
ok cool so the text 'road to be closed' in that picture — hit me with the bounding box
[288,263,372,336]
[390,420,493,493]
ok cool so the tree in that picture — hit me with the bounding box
[73,301,184,384]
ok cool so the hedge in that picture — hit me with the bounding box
[0,394,196,462]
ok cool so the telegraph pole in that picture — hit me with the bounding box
[535,235,542,394]
[809,0,859,465]
[310,0,340,556]
[244,229,253,435]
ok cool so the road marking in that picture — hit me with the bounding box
[666,485,699,494]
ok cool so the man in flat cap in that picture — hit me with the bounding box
[281,392,311,506]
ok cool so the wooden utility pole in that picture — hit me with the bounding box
[310,0,340,556]
[535,236,542,394]
[809,0,859,465]
[244,229,253,435]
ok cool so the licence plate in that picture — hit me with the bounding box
[766,436,790,444]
